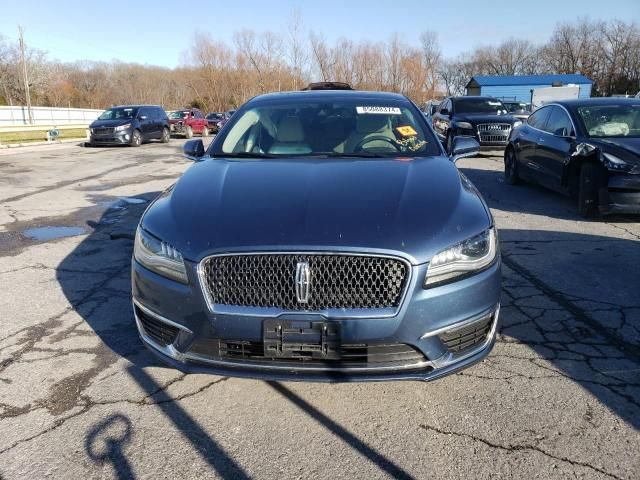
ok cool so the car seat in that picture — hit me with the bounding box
[268,117,312,155]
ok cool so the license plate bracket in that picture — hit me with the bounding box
[263,319,340,360]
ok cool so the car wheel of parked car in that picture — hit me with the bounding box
[504,148,521,185]
[577,163,599,218]
[161,128,170,143]
[185,126,193,139]
[130,130,142,147]
[202,127,209,137]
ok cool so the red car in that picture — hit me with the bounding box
[168,108,210,138]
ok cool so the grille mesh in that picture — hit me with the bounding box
[93,127,114,136]
[477,123,511,144]
[201,254,409,310]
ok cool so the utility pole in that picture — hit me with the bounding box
[18,26,33,125]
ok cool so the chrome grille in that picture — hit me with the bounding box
[477,123,511,144]
[200,254,409,311]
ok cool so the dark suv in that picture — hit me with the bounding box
[432,96,522,153]
[89,105,170,147]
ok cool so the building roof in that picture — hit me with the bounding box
[466,74,593,88]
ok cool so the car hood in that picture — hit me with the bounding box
[589,137,640,163]
[90,119,132,128]
[142,157,492,265]
[454,114,517,125]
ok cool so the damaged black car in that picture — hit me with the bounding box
[504,98,640,217]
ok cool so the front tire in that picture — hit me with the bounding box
[130,129,142,147]
[504,148,520,185]
[185,126,193,139]
[160,127,170,143]
[577,163,600,218]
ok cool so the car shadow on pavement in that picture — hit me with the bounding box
[460,165,640,223]
[56,193,249,479]
[56,191,640,476]
[267,381,416,480]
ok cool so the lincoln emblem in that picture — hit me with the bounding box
[295,261,311,304]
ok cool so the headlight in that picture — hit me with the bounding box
[602,152,632,172]
[134,227,188,283]
[513,120,523,128]
[455,122,473,130]
[115,123,131,131]
[424,228,498,287]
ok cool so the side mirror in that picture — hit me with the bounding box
[183,139,205,161]
[139,115,148,120]
[450,136,480,163]
[440,108,449,116]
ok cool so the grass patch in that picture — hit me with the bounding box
[0,128,87,144]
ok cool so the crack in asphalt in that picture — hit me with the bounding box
[0,377,229,456]
[501,254,640,361]
[0,161,142,204]
[418,423,623,480]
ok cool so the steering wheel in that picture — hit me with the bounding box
[353,135,399,152]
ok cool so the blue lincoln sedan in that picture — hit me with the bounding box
[131,85,501,382]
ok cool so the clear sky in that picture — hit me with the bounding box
[1,0,639,67]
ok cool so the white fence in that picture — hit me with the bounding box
[0,106,103,127]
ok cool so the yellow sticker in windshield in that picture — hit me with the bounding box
[396,125,417,137]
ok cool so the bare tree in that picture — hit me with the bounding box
[287,8,306,89]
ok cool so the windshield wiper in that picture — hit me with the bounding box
[324,152,391,158]
[221,152,277,159]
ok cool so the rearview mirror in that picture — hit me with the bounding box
[183,139,205,160]
[450,136,480,163]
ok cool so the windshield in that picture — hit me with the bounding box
[577,104,640,138]
[207,113,223,120]
[98,107,138,120]
[503,102,530,113]
[169,111,189,119]
[211,99,440,158]
[454,98,508,115]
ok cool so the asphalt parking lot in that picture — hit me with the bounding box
[0,140,638,479]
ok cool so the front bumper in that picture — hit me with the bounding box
[90,130,132,145]
[600,173,640,215]
[131,257,502,382]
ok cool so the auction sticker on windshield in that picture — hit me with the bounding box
[396,126,418,137]
[356,106,401,115]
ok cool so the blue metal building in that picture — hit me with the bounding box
[465,74,593,102]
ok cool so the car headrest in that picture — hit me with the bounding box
[276,117,305,142]
[356,115,390,133]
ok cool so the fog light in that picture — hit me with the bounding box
[124,134,130,140]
